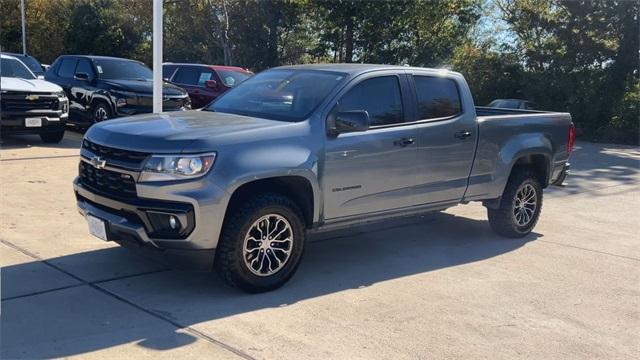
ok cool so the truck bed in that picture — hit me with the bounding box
[464,106,573,202]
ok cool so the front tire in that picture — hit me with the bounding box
[488,170,543,238]
[215,193,305,293]
[92,102,111,124]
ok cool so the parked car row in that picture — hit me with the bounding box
[0,52,253,142]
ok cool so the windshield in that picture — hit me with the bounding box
[216,69,252,87]
[207,69,346,122]
[15,55,44,75]
[0,58,36,79]
[93,59,153,80]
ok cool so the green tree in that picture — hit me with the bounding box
[451,42,524,105]
[64,0,148,61]
[496,0,639,143]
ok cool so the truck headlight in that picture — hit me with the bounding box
[139,153,216,182]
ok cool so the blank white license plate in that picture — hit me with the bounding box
[86,214,108,241]
[25,117,42,127]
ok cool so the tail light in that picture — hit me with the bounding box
[567,123,575,155]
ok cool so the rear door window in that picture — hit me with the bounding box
[414,76,462,120]
[337,76,404,127]
[57,58,78,78]
[172,67,200,85]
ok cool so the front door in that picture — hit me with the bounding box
[171,66,221,108]
[322,73,421,219]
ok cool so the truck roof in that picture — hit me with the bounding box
[59,55,142,62]
[163,63,251,72]
[274,63,460,77]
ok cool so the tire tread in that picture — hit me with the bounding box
[488,169,543,238]
[215,193,305,292]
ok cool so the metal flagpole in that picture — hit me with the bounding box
[21,0,26,54]
[152,0,163,113]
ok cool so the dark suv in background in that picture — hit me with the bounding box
[1,52,46,78]
[45,55,190,127]
[163,63,252,108]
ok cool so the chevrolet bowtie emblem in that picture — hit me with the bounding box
[90,156,107,169]
[25,94,39,101]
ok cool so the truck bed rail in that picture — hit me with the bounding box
[475,106,550,117]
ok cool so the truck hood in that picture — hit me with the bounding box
[85,110,309,153]
[1,77,63,93]
[100,79,186,96]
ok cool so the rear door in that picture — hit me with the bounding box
[71,58,97,117]
[322,71,421,219]
[54,57,80,117]
[410,73,478,205]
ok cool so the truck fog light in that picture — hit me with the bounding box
[169,216,179,230]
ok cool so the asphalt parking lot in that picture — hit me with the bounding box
[1,131,638,359]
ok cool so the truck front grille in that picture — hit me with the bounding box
[82,140,149,168]
[79,161,137,199]
[1,93,58,111]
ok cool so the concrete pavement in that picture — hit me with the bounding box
[1,132,638,359]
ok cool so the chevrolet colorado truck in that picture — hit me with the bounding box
[1,54,69,143]
[74,64,573,292]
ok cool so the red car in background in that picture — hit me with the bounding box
[163,63,253,108]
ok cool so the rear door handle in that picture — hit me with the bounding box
[394,138,415,147]
[454,131,472,139]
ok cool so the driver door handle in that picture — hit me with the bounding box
[394,138,415,147]
[454,130,472,139]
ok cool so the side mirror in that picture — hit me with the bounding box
[205,80,218,89]
[330,110,370,135]
[74,72,90,81]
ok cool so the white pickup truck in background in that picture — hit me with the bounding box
[0,54,69,143]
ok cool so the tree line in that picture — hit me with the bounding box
[1,0,637,144]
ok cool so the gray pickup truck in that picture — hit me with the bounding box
[74,64,573,292]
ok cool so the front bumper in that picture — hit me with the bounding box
[74,175,228,271]
[115,104,190,117]
[0,110,68,135]
[113,94,191,117]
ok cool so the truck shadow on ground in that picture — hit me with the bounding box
[0,132,83,151]
[1,211,539,358]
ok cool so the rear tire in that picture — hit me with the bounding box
[215,193,305,293]
[488,169,543,238]
[39,129,65,143]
